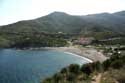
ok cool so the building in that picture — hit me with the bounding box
[74,37,94,45]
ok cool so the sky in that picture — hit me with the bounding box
[0,0,125,25]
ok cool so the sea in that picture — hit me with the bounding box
[0,49,89,83]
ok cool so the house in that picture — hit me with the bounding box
[74,37,94,45]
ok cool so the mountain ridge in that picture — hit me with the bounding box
[0,10,125,34]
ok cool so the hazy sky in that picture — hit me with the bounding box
[0,0,125,25]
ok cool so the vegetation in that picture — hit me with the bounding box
[0,11,125,48]
[100,68,125,83]
[0,31,125,48]
[0,32,69,48]
[93,37,125,45]
[1,11,125,35]
[41,51,125,83]
[0,36,11,48]
[0,10,124,83]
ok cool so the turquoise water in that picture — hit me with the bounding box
[0,49,89,83]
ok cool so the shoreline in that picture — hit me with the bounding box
[26,46,107,62]
[9,46,107,62]
[64,51,93,63]
[47,46,107,62]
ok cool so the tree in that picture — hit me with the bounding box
[68,64,80,74]
[60,68,67,74]
[42,78,52,83]
[53,73,62,83]
[102,59,111,71]
[91,61,101,72]
[66,73,76,82]
[81,63,93,75]
[110,60,123,69]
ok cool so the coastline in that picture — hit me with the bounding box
[27,46,107,62]
[64,51,93,63]
[11,45,107,62]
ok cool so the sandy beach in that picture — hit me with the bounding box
[64,51,93,63]
[35,46,107,62]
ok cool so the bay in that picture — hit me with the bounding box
[0,49,89,83]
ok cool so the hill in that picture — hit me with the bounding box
[0,11,125,35]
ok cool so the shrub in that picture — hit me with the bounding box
[52,73,62,83]
[102,59,111,71]
[66,73,76,82]
[81,63,93,75]
[110,60,123,69]
[68,64,80,74]
[91,61,101,72]
[60,68,67,74]
[42,78,52,83]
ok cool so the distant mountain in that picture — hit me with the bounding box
[0,11,125,35]
[114,11,125,16]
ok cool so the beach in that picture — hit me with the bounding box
[35,46,107,62]
[64,51,93,63]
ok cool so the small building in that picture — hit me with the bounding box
[74,37,94,45]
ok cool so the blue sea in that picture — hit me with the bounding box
[0,49,89,83]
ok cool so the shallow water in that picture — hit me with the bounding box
[0,49,89,83]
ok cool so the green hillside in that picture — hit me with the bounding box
[0,11,125,48]
[0,11,125,34]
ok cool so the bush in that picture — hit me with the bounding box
[91,61,101,72]
[68,64,80,74]
[81,63,93,75]
[102,59,112,71]
[60,68,67,74]
[110,60,123,69]
[52,73,62,83]
[42,78,52,83]
[77,73,89,81]
[66,73,76,82]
